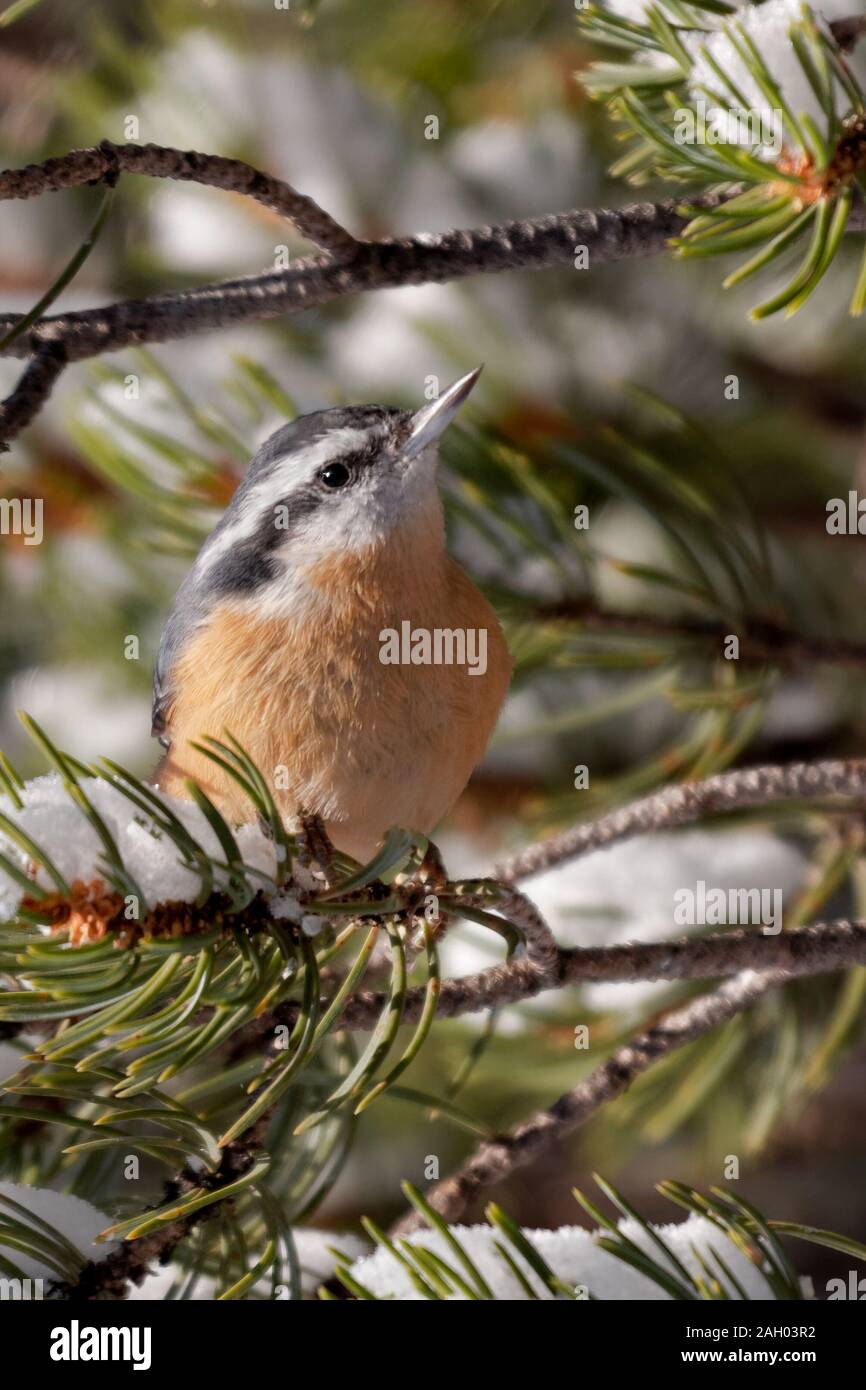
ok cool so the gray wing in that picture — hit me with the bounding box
[152,574,206,747]
[151,615,180,746]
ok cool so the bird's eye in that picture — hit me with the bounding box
[319,462,351,489]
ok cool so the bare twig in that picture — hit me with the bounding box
[0,344,66,451]
[0,140,733,460]
[0,188,728,367]
[495,758,866,884]
[0,142,863,449]
[830,16,866,53]
[338,917,866,1031]
[0,141,358,257]
[391,968,783,1233]
[451,881,561,975]
[5,200,864,370]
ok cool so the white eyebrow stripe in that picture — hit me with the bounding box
[193,426,373,581]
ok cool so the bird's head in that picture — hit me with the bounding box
[187,364,482,607]
[152,367,483,737]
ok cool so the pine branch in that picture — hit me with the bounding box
[5,742,866,1252]
[577,3,866,317]
[390,968,786,1234]
[0,136,862,446]
[534,600,866,671]
[0,138,746,449]
[7,752,866,1040]
[338,918,866,1032]
[0,343,66,452]
[50,1111,273,1300]
[5,740,866,1287]
[495,758,866,883]
[0,140,358,257]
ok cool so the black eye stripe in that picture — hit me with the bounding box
[207,439,388,596]
[268,491,321,539]
[186,416,410,603]
[327,444,380,473]
[314,442,382,490]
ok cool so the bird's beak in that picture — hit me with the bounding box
[402,365,483,461]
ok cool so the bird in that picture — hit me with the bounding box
[151,367,512,863]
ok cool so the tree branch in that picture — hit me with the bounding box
[0,189,725,367]
[495,758,866,884]
[50,1110,273,1300]
[0,141,863,449]
[0,344,67,451]
[455,883,561,974]
[0,140,359,257]
[338,917,866,1031]
[11,756,866,1282]
[15,760,866,1041]
[390,967,784,1234]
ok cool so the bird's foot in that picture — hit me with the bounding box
[409,839,448,895]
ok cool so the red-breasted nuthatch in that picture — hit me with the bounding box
[152,367,512,860]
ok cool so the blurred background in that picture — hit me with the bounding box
[2,0,866,1293]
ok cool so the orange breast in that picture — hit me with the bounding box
[157,515,512,861]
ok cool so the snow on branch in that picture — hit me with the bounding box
[353,1197,794,1301]
[578,3,866,316]
[5,735,866,1291]
[5,745,866,1064]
